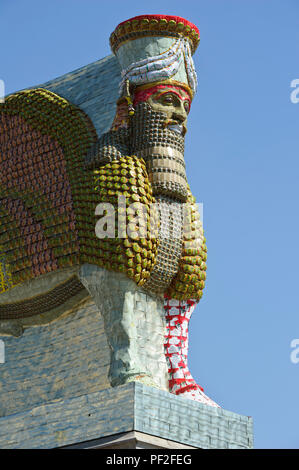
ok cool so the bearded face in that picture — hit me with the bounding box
[138,85,190,135]
[86,85,192,205]
[130,85,191,202]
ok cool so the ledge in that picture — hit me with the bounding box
[0,383,253,449]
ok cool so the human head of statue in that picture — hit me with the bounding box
[110,15,199,202]
[86,15,200,203]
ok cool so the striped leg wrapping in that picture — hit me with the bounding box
[164,295,220,408]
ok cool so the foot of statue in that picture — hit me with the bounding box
[172,382,220,407]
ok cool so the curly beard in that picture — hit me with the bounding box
[130,102,188,203]
[129,102,191,295]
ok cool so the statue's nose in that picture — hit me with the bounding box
[172,111,186,124]
[172,102,188,122]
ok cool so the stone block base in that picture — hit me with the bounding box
[63,431,196,449]
[0,383,253,449]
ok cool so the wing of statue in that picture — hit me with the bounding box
[0,88,160,319]
[0,88,98,319]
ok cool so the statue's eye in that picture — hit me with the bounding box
[184,101,190,113]
[161,94,175,104]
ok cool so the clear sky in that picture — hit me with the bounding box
[1,0,299,449]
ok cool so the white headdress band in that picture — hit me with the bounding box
[119,38,198,96]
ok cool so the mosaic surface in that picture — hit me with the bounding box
[0,14,220,408]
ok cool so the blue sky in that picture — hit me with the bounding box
[1,0,299,449]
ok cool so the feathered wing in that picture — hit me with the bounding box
[0,88,97,301]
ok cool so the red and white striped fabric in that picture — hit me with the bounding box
[164,295,220,408]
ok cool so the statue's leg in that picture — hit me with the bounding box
[164,296,220,407]
[79,264,169,390]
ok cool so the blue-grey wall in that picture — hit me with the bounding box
[0,297,111,417]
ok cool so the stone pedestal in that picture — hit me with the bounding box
[0,274,253,449]
[0,383,253,449]
[63,431,196,449]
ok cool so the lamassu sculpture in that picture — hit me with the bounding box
[0,15,218,407]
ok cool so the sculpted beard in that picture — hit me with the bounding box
[129,101,190,295]
[130,101,188,203]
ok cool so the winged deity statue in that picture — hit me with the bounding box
[0,15,219,407]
